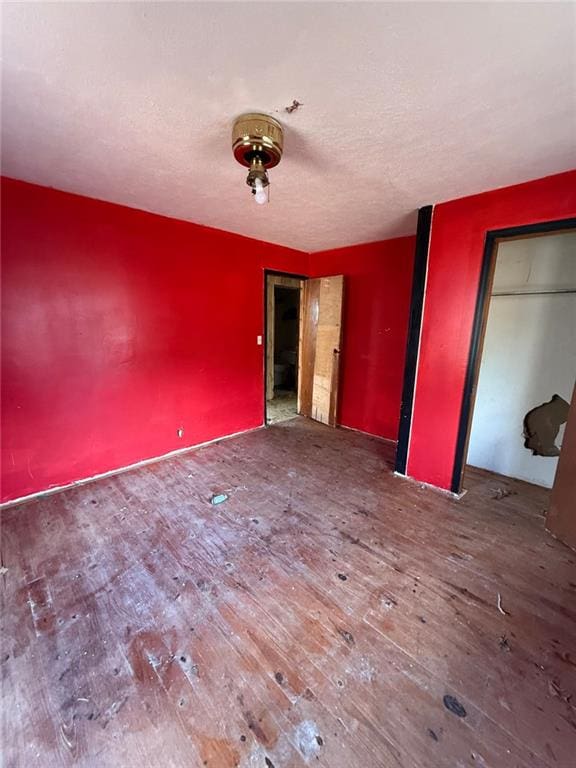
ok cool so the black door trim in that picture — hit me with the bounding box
[395,205,433,475]
[450,217,576,493]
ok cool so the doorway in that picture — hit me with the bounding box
[265,273,303,424]
[463,229,576,490]
[264,272,345,427]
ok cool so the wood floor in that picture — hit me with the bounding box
[2,418,575,768]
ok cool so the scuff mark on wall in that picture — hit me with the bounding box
[523,394,570,456]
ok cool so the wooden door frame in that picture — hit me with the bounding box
[263,269,307,425]
[451,217,576,493]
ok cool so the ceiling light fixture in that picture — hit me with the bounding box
[232,113,284,205]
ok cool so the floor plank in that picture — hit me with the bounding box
[2,418,575,767]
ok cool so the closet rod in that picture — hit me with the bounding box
[492,288,576,297]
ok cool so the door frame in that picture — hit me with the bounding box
[263,269,307,425]
[451,217,576,493]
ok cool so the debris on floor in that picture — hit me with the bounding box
[548,679,573,707]
[337,628,355,646]
[0,566,8,576]
[210,493,229,505]
[293,720,322,759]
[443,694,467,718]
[492,487,517,500]
[498,635,511,652]
[497,592,510,616]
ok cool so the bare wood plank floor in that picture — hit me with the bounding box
[1,418,575,768]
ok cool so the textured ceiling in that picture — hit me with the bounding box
[2,2,575,252]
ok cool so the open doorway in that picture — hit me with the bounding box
[463,229,576,491]
[265,273,303,425]
[264,271,345,427]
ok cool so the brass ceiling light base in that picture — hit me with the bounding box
[232,113,284,169]
[232,113,284,201]
[247,155,269,188]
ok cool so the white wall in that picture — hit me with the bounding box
[467,232,576,488]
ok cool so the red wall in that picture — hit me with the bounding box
[310,237,415,441]
[407,170,576,490]
[1,178,308,503]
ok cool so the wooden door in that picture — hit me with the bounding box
[298,275,344,426]
[546,383,576,551]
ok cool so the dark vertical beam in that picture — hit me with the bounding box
[395,205,433,475]
[450,232,495,493]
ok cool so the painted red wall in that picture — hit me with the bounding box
[1,178,308,503]
[407,170,576,490]
[310,237,415,441]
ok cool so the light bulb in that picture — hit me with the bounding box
[253,177,268,205]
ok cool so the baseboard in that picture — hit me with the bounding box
[338,423,397,445]
[393,471,467,500]
[0,424,264,510]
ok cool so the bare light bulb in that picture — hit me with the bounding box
[253,177,268,205]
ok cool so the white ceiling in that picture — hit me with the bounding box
[2,2,575,252]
